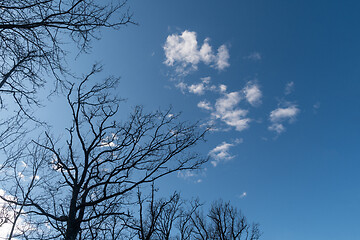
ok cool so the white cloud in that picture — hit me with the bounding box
[188,83,206,95]
[163,32,259,133]
[219,109,250,131]
[215,92,242,111]
[209,142,235,167]
[197,100,213,111]
[219,84,227,93]
[270,106,299,122]
[175,81,188,93]
[201,76,211,84]
[245,52,262,61]
[285,81,294,95]
[17,172,25,179]
[188,77,211,95]
[100,133,118,148]
[243,83,262,106]
[199,38,214,64]
[163,30,230,75]
[213,92,250,131]
[177,170,196,179]
[209,139,242,167]
[268,123,285,134]
[164,30,200,67]
[178,76,217,95]
[177,169,207,184]
[174,80,261,132]
[269,105,299,133]
[215,45,230,70]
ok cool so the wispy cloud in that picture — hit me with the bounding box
[176,77,217,95]
[197,100,213,111]
[268,105,300,133]
[244,52,262,61]
[163,30,230,75]
[177,169,207,184]
[285,81,294,95]
[313,101,320,113]
[268,123,285,133]
[175,82,188,93]
[209,139,242,167]
[188,77,216,95]
[188,83,206,95]
[177,170,196,179]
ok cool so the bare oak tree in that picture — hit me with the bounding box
[0,66,207,239]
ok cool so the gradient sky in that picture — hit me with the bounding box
[39,1,360,239]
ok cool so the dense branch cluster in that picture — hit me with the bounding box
[0,68,207,239]
[127,187,261,240]
[0,0,132,110]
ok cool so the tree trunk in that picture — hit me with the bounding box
[64,219,80,240]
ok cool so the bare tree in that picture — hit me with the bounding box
[128,190,260,240]
[190,210,210,240]
[128,185,193,240]
[176,200,201,240]
[128,186,172,240]
[0,66,208,239]
[0,0,134,178]
[195,200,261,240]
[0,138,49,239]
[0,0,133,111]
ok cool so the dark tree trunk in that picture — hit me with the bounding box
[65,219,81,240]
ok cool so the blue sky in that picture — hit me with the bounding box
[41,1,360,239]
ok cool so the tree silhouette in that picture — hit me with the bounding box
[0,0,134,170]
[0,0,133,113]
[128,186,260,240]
[0,66,208,239]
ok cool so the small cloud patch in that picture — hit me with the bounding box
[285,81,294,95]
[163,30,230,75]
[209,139,242,167]
[244,52,261,61]
[238,192,247,199]
[243,83,262,106]
[268,105,299,134]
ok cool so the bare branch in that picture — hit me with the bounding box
[0,68,208,239]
